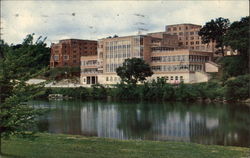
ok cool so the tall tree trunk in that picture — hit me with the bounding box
[221,47,224,57]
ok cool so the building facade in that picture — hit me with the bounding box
[80,32,218,85]
[149,49,214,83]
[50,39,97,68]
[80,55,98,85]
[92,33,180,85]
[75,23,220,85]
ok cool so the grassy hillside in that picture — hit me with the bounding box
[2,133,250,158]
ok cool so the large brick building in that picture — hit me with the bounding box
[80,33,180,84]
[165,24,216,52]
[80,30,218,85]
[50,39,97,68]
[45,23,217,85]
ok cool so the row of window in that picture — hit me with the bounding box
[152,55,189,62]
[181,41,205,46]
[72,41,97,45]
[151,64,203,72]
[54,55,72,61]
[81,60,97,66]
[151,55,209,63]
[171,31,199,36]
[81,68,98,74]
[104,51,143,59]
[179,36,201,41]
[190,46,210,50]
[54,55,80,63]
[159,76,184,81]
[106,52,131,59]
[190,41,201,45]
[167,26,194,31]
[105,40,132,47]
[106,76,120,82]
[104,75,184,82]
[106,63,123,72]
[105,45,131,51]
[71,47,96,52]
[151,47,175,51]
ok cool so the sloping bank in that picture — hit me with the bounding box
[2,133,249,158]
[38,74,250,103]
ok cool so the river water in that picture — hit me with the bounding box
[30,100,250,147]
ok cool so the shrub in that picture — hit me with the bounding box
[175,83,200,101]
[112,82,140,100]
[49,87,89,99]
[90,84,108,99]
[204,82,224,99]
[140,78,174,101]
[224,74,250,101]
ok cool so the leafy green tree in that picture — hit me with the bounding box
[116,58,153,85]
[0,34,49,155]
[198,17,230,56]
[223,16,249,75]
[3,34,50,80]
[220,56,247,80]
[224,74,250,101]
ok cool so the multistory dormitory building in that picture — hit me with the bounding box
[80,30,218,85]
[50,39,97,68]
[48,23,219,85]
[165,24,216,52]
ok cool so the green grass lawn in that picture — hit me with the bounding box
[1,133,250,158]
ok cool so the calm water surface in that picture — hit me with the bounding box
[31,100,250,147]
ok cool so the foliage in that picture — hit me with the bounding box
[175,83,200,101]
[203,82,224,99]
[224,74,250,101]
[198,17,230,56]
[38,77,244,102]
[39,86,108,100]
[47,87,89,99]
[44,66,80,80]
[139,78,174,101]
[110,79,226,101]
[113,83,140,100]
[223,16,249,55]
[116,58,153,85]
[220,56,247,80]
[90,84,108,99]
[1,34,50,80]
[0,34,49,154]
[200,16,249,80]
[222,16,249,76]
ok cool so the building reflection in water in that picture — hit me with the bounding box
[34,100,250,147]
[79,103,221,143]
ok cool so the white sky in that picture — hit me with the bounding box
[1,0,249,46]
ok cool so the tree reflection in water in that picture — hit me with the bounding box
[30,100,250,147]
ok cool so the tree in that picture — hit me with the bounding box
[223,16,249,74]
[0,34,49,155]
[3,34,50,80]
[116,58,153,85]
[198,17,230,56]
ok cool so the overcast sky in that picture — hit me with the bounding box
[1,0,249,46]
